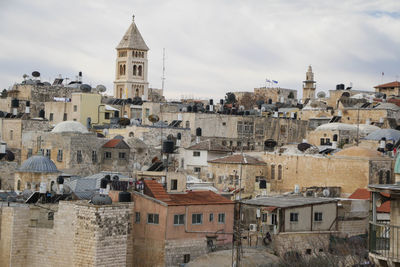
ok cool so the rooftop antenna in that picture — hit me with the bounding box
[162,48,166,92]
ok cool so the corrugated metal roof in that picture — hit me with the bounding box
[208,154,265,165]
[242,195,337,208]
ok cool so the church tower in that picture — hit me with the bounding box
[302,65,316,103]
[114,15,149,100]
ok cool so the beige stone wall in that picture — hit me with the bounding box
[44,101,72,125]
[273,232,334,256]
[262,152,390,196]
[0,201,133,267]
[208,162,267,197]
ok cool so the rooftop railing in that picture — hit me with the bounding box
[369,222,400,262]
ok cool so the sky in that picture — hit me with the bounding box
[0,0,399,100]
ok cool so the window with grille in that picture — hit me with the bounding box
[218,213,225,224]
[57,149,63,162]
[290,212,298,222]
[104,152,112,159]
[77,150,82,163]
[92,150,97,163]
[192,213,202,224]
[314,212,323,222]
[173,214,184,225]
[171,179,177,190]
[147,213,159,224]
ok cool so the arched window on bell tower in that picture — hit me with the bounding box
[123,64,126,75]
[133,65,137,76]
[135,88,139,97]
[119,65,123,76]
[138,65,142,76]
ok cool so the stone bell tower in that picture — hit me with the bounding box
[114,15,149,100]
[302,65,316,103]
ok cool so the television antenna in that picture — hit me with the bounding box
[161,48,166,91]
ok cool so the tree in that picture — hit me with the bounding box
[225,92,237,105]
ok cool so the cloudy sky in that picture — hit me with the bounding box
[0,0,399,100]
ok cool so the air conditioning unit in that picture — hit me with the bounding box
[249,224,257,232]
[207,173,213,179]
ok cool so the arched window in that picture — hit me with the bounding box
[278,165,282,180]
[119,65,123,75]
[135,51,138,57]
[129,132,134,137]
[386,170,391,184]
[135,89,139,97]
[119,88,123,98]
[133,65,137,76]
[123,64,126,75]
[138,65,142,76]
[271,165,275,180]
[17,180,21,190]
[379,170,384,184]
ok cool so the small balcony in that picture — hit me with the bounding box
[369,222,400,263]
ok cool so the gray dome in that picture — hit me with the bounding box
[19,155,59,173]
[51,121,89,134]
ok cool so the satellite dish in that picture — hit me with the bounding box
[317,91,326,98]
[32,71,40,77]
[148,114,160,123]
[322,188,330,197]
[96,85,106,92]
[80,84,92,92]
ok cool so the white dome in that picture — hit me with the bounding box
[51,121,89,134]
[315,123,357,132]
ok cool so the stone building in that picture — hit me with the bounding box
[114,15,149,100]
[101,137,131,174]
[260,145,394,196]
[253,87,297,104]
[182,139,231,178]
[155,112,308,150]
[14,155,60,192]
[0,201,133,267]
[374,81,400,97]
[241,195,338,256]
[132,179,234,267]
[21,121,107,177]
[207,154,267,198]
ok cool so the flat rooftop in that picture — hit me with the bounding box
[242,195,337,208]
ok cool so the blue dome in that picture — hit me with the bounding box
[19,155,59,173]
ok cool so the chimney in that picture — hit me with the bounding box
[209,99,214,112]
[378,137,386,153]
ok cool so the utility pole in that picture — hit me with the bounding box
[161,48,166,92]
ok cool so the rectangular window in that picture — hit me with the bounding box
[171,179,177,190]
[271,213,277,225]
[271,165,275,180]
[262,213,268,223]
[49,113,54,121]
[147,213,159,224]
[92,150,97,163]
[73,105,77,112]
[290,212,298,222]
[173,214,184,225]
[57,149,63,162]
[314,212,323,222]
[63,113,67,121]
[194,167,201,173]
[45,149,51,159]
[135,212,140,223]
[184,254,190,264]
[320,138,325,145]
[77,150,82,163]
[259,179,267,189]
[104,151,112,159]
[118,152,126,159]
[218,213,225,224]
[39,149,44,156]
[193,151,200,157]
[105,113,110,119]
[209,213,214,222]
[192,213,203,225]
[27,148,33,159]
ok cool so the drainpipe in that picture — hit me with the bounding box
[184,206,234,234]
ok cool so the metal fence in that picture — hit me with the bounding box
[369,222,400,261]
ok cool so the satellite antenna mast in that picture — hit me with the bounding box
[161,48,166,91]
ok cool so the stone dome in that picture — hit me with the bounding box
[19,155,59,173]
[315,123,357,132]
[51,121,89,134]
[334,146,382,159]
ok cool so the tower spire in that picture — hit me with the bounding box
[132,14,135,22]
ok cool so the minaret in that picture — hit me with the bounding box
[114,15,149,100]
[302,65,316,103]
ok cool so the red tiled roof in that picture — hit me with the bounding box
[166,191,233,206]
[208,154,265,165]
[143,179,171,201]
[374,81,400,88]
[103,139,122,148]
[349,188,390,213]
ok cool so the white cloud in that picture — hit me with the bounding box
[0,0,399,99]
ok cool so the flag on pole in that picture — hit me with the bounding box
[272,80,278,84]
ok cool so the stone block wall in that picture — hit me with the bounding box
[165,238,208,267]
[337,218,368,237]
